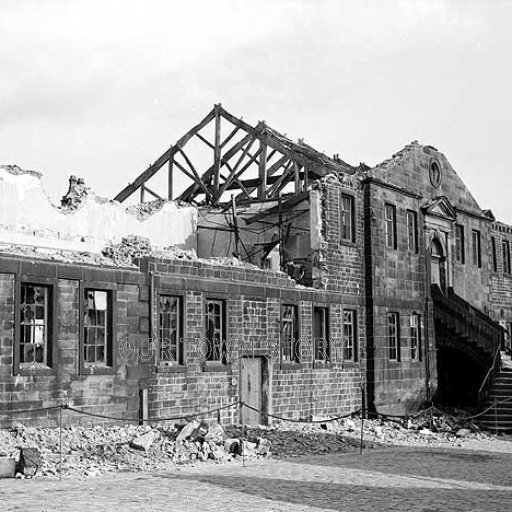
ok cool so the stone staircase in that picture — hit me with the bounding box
[478,352,512,432]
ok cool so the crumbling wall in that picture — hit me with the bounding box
[0,166,197,253]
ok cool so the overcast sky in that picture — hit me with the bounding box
[1,1,511,219]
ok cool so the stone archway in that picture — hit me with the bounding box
[430,238,446,292]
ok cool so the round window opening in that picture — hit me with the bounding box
[430,161,442,188]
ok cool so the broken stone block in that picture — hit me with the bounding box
[188,420,209,443]
[205,423,225,445]
[343,419,357,431]
[175,420,199,443]
[455,428,472,438]
[256,437,271,455]
[209,444,227,462]
[224,438,242,455]
[129,431,158,451]
[242,440,257,456]
[0,456,15,479]
[18,447,42,477]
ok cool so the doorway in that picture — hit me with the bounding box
[240,357,268,426]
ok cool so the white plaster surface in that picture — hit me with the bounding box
[0,167,197,253]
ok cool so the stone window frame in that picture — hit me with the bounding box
[503,239,511,275]
[387,311,400,361]
[384,203,397,249]
[280,303,301,366]
[202,297,229,371]
[342,308,358,363]
[410,312,422,362]
[406,210,418,253]
[79,281,117,376]
[340,192,356,244]
[472,229,482,268]
[455,224,465,264]
[155,290,186,372]
[13,276,58,377]
[313,305,330,364]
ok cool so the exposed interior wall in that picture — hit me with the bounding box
[0,165,197,253]
[196,194,313,282]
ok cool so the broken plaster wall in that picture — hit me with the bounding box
[0,165,197,253]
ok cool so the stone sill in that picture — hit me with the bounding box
[154,365,187,374]
[201,362,231,373]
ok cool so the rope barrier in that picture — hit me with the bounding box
[1,401,240,424]
[3,396,512,430]
[0,405,61,416]
[239,401,362,423]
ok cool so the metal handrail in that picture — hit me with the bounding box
[478,344,502,405]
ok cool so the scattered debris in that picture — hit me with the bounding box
[0,420,272,479]
[102,235,152,265]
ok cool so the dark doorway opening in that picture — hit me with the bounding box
[436,346,485,406]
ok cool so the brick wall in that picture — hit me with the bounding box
[0,257,149,428]
[146,253,365,425]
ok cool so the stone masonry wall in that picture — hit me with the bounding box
[0,257,149,428]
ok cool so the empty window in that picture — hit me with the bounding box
[18,283,52,367]
[491,236,498,272]
[205,299,227,363]
[455,225,465,264]
[281,304,299,363]
[343,309,357,361]
[388,312,400,361]
[83,289,113,366]
[340,194,355,242]
[410,313,421,361]
[313,307,330,362]
[384,204,397,249]
[503,240,511,275]
[159,295,184,364]
[472,229,481,268]
[406,210,418,252]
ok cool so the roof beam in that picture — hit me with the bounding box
[114,107,216,202]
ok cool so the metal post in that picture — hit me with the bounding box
[359,414,364,455]
[59,406,62,481]
[360,384,365,455]
[241,401,246,468]
[494,398,499,435]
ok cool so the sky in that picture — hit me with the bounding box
[1,0,512,219]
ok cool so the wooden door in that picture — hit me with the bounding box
[240,358,262,426]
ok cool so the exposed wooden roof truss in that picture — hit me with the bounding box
[114,104,353,206]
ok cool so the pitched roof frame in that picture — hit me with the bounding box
[114,104,353,206]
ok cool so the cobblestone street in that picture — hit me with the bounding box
[2,442,512,512]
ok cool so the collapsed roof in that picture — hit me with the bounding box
[114,104,355,207]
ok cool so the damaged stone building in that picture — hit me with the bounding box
[0,105,510,429]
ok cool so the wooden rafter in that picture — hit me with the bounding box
[114,104,352,206]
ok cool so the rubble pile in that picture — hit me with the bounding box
[0,244,124,267]
[0,420,272,479]
[0,410,498,479]
[270,410,493,449]
[225,425,367,457]
[102,235,153,265]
